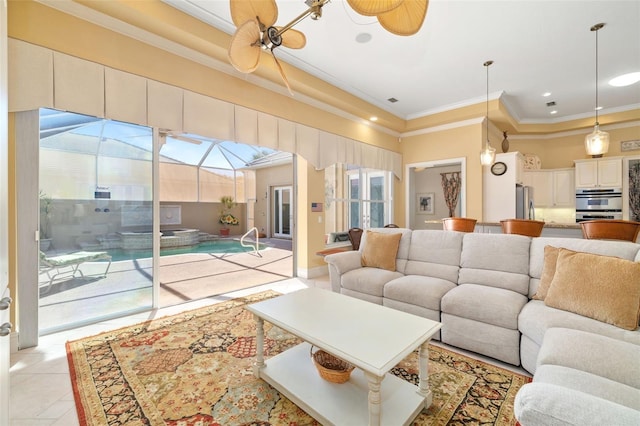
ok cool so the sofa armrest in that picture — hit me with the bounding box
[325,251,362,293]
[514,382,640,426]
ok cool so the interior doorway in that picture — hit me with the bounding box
[406,157,467,229]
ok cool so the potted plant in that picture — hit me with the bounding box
[39,190,54,250]
[219,195,239,236]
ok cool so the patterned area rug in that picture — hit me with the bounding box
[66,290,531,425]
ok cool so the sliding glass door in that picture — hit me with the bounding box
[38,109,154,334]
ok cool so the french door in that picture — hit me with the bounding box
[348,170,390,229]
[273,186,292,238]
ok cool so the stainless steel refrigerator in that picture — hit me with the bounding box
[516,184,535,219]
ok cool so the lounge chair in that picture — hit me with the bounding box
[39,250,112,293]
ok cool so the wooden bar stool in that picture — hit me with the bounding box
[442,217,477,233]
[500,219,545,237]
[580,220,640,242]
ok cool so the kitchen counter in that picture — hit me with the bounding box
[423,220,583,238]
[477,221,581,229]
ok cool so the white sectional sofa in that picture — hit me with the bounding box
[325,228,640,426]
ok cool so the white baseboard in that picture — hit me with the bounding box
[297,265,328,279]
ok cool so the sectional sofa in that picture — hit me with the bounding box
[324,228,640,426]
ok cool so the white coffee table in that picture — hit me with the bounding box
[246,288,442,426]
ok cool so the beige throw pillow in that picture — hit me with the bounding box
[533,245,560,301]
[544,248,640,331]
[361,231,402,272]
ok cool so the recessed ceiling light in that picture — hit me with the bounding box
[550,110,558,114]
[595,106,603,111]
[542,92,552,97]
[369,116,378,122]
[355,33,372,43]
[609,72,640,87]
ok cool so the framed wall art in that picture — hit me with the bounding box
[417,193,435,215]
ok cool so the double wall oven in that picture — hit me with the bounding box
[575,188,622,222]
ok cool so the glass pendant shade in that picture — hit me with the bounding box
[480,144,496,166]
[585,23,609,158]
[584,123,610,157]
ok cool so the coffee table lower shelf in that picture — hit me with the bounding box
[258,342,426,426]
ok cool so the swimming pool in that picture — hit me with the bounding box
[107,239,266,261]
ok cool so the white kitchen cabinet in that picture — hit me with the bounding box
[574,158,622,188]
[523,168,574,207]
[552,169,575,206]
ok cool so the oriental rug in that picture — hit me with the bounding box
[66,290,531,425]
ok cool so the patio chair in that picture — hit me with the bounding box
[39,250,112,293]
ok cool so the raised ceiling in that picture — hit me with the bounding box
[164,0,640,124]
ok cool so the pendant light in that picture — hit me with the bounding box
[584,23,610,158]
[480,60,496,166]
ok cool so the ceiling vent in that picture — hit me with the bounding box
[387,97,398,103]
[546,101,556,107]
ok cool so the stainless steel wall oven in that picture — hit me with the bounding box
[575,188,622,222]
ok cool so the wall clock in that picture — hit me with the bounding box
[490,161,507,176]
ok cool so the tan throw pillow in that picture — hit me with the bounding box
[533,245,560,300]
[361,231,402,272]
[544,248,640,331]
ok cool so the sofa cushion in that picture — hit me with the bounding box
[404,230,463,283]
[441,284,528,329]
[340,268,403,297]
[537,328,640,389]
[544,249,640,330]
[360,230,402,271]
[518,300,640,347]
[532,245,559,300]
[459,233,531,295]
[514,381,640,426]
[534,365,640,410]
[384,275,456,311]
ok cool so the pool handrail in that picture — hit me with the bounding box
[240,227,261,257]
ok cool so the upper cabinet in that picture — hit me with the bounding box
[574,158,623,188]
[523,168,575,207]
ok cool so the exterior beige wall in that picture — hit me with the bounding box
[254,164,294,237]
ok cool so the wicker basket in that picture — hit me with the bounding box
[310,346,354,384]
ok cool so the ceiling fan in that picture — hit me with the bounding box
[227,0,428,94]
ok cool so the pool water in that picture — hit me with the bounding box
[107,240,265,261]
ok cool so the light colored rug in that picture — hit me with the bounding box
[66,290,530,425]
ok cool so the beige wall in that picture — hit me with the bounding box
[399,122,485,223]
[510,125,640,169]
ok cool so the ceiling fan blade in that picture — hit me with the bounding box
[377,0,428,36]
[230,0,278,29]
[347,0,404,16]
[228,19,262,73]
[271,52,293,96]
[278,28,307,49]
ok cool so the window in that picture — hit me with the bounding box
[325,164,393,238]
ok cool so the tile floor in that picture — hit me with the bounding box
[9,275,530,425]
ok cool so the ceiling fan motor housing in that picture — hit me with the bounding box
[265,26,282,48]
